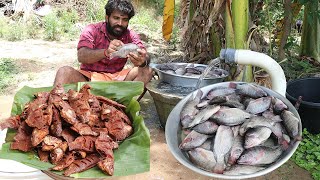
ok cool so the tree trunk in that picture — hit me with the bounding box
[278,0,293,60]
[300,1,320,61]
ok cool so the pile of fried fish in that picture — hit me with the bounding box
[0,84,133,176]
[179,82,301,175]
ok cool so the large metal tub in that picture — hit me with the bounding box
[165,82,302,179]
[151,63,228,88]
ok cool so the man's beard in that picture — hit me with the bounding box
[106,22,127,37]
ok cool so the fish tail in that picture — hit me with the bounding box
[213,163,225,174]
[294,135,303,142]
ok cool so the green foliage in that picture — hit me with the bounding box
[26,15,42,39]
[43,11,61,40]
[280,55,320,81]
[85,0,106,22]
[0,17,9,38]
[43,9,81,41]
[58,9,80,40]
[169,25,180,48]
[5,22,25,41]
[0,58,19,94]
[130,6,162,33]
[291,129,320,180]
[135,0,165,16]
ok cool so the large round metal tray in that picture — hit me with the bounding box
[150,63,229,88]
[165,82,302,179]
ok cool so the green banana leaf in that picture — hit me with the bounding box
[0,81,150,178]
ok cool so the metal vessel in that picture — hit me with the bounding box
[150,63,228,88]
[165,49,300,179]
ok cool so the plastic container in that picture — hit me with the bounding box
[0,129,51,179]
[286,77,320,134]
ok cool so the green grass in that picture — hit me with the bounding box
[280,55,320,81]
[0,58,20,94]
[130,6,162,33]
[85,0,106,22]
[291,129,320,180]
[0,0,182,44]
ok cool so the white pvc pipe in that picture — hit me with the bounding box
[234,50,287,96]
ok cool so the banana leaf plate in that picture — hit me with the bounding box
[0,81,150,178]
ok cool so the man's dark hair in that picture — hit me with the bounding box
[105,0,135,19]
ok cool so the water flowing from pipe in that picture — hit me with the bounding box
[195,57,221,89]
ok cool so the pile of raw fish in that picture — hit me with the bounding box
[179,82,301,175]
[0,84,133,176]
[157,63,228,78]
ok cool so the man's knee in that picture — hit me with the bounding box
[56,66,76,76]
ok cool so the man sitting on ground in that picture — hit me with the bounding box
[53,0,152,89]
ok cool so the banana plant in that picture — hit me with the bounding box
[300,0,320,61]
[225,0,253,82]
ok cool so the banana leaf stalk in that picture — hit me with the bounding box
[225,0,253,82]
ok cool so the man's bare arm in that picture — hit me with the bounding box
[78,47,106,64]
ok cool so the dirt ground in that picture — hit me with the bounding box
[0,39,314,180]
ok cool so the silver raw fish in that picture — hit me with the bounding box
[259,137,278,148]
[180,129,192,143]
[163,69,176,74]
[212,108,251,126]
[272,97,288,114]
[245,96,272,114]
[233,83,267,98]
[158,63,180,71]
[244,127,272,149]
[188,105,220,128]
[281,110,301,140]
[188,148,217,171]
[180,90,203,128]
[185,66,202,74]
[242,97,255,107]
[208,96,228,104]
[110,43,139,59]
[221,100,245,109]
[199,139,214,150]
[223,165,265,175]
[237,146,283,166]
[272,122,290,150]
[206,87,236,100]
[175,67,186,75]
[209,92,243,109]
[179,130,209,150]
[227,135,245,165]
[262,110,283,122]
[213,125,234,174]
[197,100,210,109]
[193,120,219,135]
[239,116,276,136]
